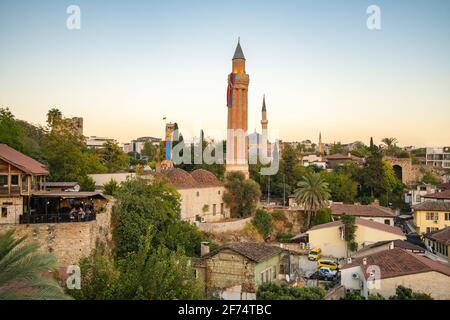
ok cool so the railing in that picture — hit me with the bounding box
[19,213,96,224]
[0,186,23,196]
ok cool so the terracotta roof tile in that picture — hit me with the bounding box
[191,169,223,187]
[204,242,285,262]
[424,227,450,245]
[309,217,404,236]
[424,189,450,200]
[413,200,450,211]
[343,248,450,279]
[331,203,394,218]
[0,144,48,175]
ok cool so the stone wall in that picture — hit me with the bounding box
[0,200,113,268]
[196,217,253,234]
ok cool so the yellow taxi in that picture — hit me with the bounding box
[308,248,322,261]
[317,259,339,270]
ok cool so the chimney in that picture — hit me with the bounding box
[200,242,210,257]
[363,257,367,265]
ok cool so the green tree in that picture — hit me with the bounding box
[257,282,325,300]
[253,209,273,239]
[381,137,398,156]
[341,214,358,254]
[341,291,365,300]
[329,142,345,155]
[389,285,433,300]
[0,229,69,300]
[0,108,25,152]
[322,172,358,203]
[223,171,261,218]
[46,108,62,128]
[421,171,439,185]
[294,172,330,229]
[98,141,129,173]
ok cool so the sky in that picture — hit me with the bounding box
[0,0,449,147]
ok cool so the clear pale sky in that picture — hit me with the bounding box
[1,0,449,147]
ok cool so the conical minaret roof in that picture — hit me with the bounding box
[233,38,246,60]
[262,95,267,112]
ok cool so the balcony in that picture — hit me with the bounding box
[0,186,21,196]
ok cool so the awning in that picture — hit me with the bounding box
[31,191,106,200]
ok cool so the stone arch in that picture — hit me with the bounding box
[393,165,403,181]
[384,157,414,185]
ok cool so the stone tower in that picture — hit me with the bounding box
[226,40,249,178]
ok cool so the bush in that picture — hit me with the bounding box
[275,232,294,243]
[312,208,332,226]
[257,283,325,300]
[79,175,96,192]
[103,179,119,196]
[356,195,374,205]
[271,210,287,222]
[253,209,273,239]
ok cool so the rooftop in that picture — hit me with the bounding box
[153,168,223,189]
[331,203,395,218]
[308,217,404,236]
[342,248,450,279]
[424,227,450,245]
[423,189,450,200]
[0,144,48,175]
[355,239,425,255]
[437,182,450,191]
[203,242,285,263]
[413,201,450,211]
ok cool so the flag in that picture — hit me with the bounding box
[226,73,237,107]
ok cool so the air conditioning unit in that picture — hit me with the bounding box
[352,273,360,280]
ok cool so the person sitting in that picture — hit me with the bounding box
[69,207,76,221]
[79,207,86,221]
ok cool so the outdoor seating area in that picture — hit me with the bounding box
[19,191,107,225]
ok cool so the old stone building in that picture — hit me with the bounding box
[193,242,289,299]
[151,168,230,223]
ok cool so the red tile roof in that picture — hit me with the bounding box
[424,189,450,200]
[203,242,286,263]
[331,203,394,218]
[437,182,450,191]
[342,248,450,279]
[0,144,48,175]
[309,217,404,236]
[424,227,450,245]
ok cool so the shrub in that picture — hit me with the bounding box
[312,208,332,225]
[253,209,273,239]
[257,283,325,300]
[271,210,287,222]
[103,179,119,196]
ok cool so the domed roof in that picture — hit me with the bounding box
[164,168,198,189]
[191,169,223,187]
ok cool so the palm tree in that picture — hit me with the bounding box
[46,108,62,128]
[295,172,330,229]
[381,137,398,156]
[0,229,69,300]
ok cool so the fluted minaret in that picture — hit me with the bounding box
[226,39,249,178]
[318,131,324,155]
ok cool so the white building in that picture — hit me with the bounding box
[341,248,450,299]
[426,147,450,169]
[86,136,117,149]
[151,168,230,223]
[404,183,438,206]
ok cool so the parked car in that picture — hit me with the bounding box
[309,268,337,281]
[317,259,339,270]
[308,247,322,261]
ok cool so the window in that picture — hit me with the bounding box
[196,191,200,197]
[1,207,7,218]
[416,195,421,203]
[384,219,391,225]
[272,266,277,279]
[11,175,19,186]
[426,212,438,221]
[0,175,7,186]
[445,213,450,221]
[213,204,217,215]
[220,203,224,214]
[218,190,221,195]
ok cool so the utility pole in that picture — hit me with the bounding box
[283,174,286,207]
[267,176,271,205]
